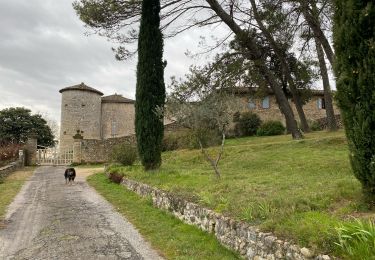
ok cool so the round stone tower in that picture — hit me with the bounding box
[59,83,103,150]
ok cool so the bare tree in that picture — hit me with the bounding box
[166,77,240,178]
[74,0,303,139]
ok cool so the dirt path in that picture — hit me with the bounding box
[0,166,163,260]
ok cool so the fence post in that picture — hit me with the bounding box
[25,134,37,166]
[73,132,83,164]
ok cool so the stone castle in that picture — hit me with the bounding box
[59,83,136,149]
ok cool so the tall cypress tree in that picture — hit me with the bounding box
[135,0,165,170]
[334,1,375,202]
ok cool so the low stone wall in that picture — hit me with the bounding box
[81,135,136,163]
[120,178,333,260]
[0,160,23,180]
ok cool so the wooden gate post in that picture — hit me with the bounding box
[73,132,83,164]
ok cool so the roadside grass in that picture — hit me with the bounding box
[87,173,240,260]
[106,130,375,257]
[0,167,35,225]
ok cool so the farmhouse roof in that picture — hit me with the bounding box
[59,82,104,96]
[228,87,327,96]
[101,94,135,104]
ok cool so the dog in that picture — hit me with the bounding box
[64,167,76,185]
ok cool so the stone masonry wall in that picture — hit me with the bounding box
[238,95,340,126]
[120,178,333,260]
[101,103,136,139]
[81,135,136,163]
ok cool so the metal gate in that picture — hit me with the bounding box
[36,146,73,165]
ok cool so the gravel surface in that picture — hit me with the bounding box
[0,166,163,260]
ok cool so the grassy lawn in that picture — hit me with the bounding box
[0,167,35,226]
[107,130,375,257]
[87,173,240,259]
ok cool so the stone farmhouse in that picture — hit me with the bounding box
[234,87,340,125]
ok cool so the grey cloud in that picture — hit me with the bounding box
[0,0,217,124]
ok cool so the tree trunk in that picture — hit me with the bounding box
[314,39,337,131]
[249,0,309,133]
[300,0,335,66]
[206,0,302,139]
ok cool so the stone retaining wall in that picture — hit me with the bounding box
[0,160,23,180]
[120,178,333,260]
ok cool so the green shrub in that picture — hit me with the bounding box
[257,121,286,136]
[236,112,262,136]
[162,131,191,151]
[110,143,138,166]
[162,129,221,151]
[335,219,375,259]
[190,128,222,149]
[232,111,241,122]
[309,120,323,131]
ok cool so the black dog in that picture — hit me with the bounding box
[64,168,76,184]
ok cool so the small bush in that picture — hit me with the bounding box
[309,120,323,131]
[162,131,191,151]
[0,143,22,166]
[162,129,221,151]
[190,128,221,149]
[257,121,286,136]
[110,143,137,166]
[335,219,375,259]
[108,172,123,184]
[236,112,262,136]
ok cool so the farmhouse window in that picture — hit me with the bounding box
[262,96,270,109]
[248,98,256,109]
[317,98,326,109]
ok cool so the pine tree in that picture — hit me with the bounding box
[135,0,165,170]
[334,1,375,202]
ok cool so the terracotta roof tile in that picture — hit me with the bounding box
[59,82,104,96]
[101,94,135,103]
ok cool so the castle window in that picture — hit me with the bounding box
[317,97,326,109]
[248,97,256,110]
[262,96,270,109]
[81,104,85,107]
[63,131,66,135]
[65,104,68,107]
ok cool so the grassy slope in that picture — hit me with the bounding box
[87,173,240,260]
[111,130,374,256]
[0,167,34,224]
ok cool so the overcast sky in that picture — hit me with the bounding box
[0,0,214,125]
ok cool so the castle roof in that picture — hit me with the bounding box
[101,94,135,104]
[59,82,104,96]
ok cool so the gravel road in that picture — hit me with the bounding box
[0,166,163,260]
